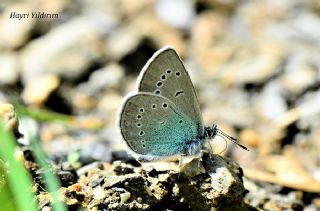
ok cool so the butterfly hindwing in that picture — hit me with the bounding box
[119,93,199,157]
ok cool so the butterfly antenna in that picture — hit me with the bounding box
[216,129,249,151]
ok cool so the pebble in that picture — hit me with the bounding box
[191,12,231,76]
[120,192,131,203]
[76,63,124,96]
[239,129,261,148]
[255,81,287,121]
[76,162,102,176]
[0,103,19,133]
[80,0,121,34]
[220,42,284,85]
[93,186,106,200]
[155,0,195,29]
[280,53,318,95]
[22,74,60,106]
[0,4,36,48]
[43,131,112,164]
[0,52,19,85]
[97,93,122,124]
[106,24,144,61]
[20,18,104,83]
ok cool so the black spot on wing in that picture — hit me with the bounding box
[175,91,184,97]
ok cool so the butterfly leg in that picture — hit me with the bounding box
[177,155,183,179]
[137,154,163,162]
[207,141,214,159]
[178,155,183,169]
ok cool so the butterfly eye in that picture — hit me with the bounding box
[152,104,156,109]
[136,123,142,127]
[175,72,181,77]
[142,144,146,148]
[156,82,163,87]
[161,75,166,80]
[139,131,144,136]
[139,108,144,113]
[162,103,168,108]
[166,69,172,74]
[137,115,142,119]
[179,120,183,124]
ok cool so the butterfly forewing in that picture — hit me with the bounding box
[137,47,204,135]
[119,93,199,156]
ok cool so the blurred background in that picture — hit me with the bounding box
[0,0,320,209]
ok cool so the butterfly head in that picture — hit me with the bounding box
[206,124,249,151]
[204,124,218,139]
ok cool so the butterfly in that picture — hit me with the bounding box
[118,46,248,162]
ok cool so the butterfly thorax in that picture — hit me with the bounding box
[182,125,218,156]
[183,138,204,156]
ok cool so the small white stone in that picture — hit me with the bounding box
[155,0,195,29]
[257,82,287,121]
[0,53,19,85]
[22,74,60,105]
[93,186,106,200]
[120,192,131,203]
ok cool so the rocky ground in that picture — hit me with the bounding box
[1,0,320,210]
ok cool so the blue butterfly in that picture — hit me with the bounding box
[118,46,248,161]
